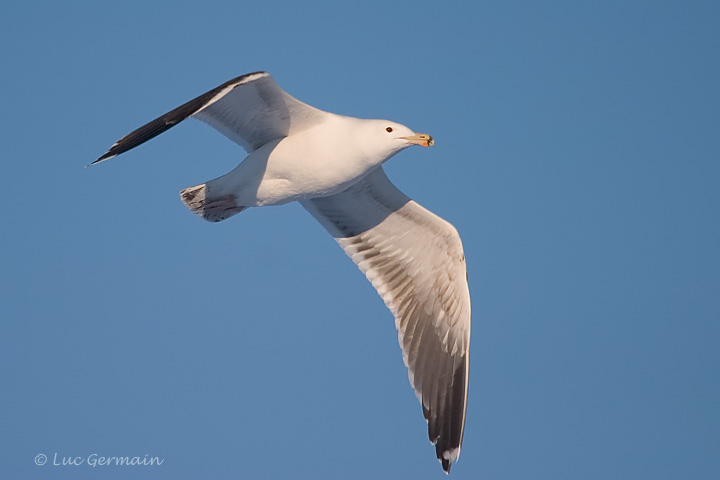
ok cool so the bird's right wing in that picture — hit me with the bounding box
[300,167,471,473]
[93,72,326,164]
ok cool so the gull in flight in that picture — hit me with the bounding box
[93,72,471,473]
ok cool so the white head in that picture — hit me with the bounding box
[352,119,434,163]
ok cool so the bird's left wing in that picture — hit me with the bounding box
[300,167,471,473]
[93,72,326,164]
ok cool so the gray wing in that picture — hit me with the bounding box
[93,71,326,164]
[300,168,471,473]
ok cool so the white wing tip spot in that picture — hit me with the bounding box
[440,447,461,473]
[442,447,460,461]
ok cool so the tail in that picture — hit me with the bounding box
[180,184,247,222]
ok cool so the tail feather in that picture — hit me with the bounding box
[180,184,246,222]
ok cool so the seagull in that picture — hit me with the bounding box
[93,72,471,473]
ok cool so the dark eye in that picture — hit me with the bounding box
[386,127,393,133]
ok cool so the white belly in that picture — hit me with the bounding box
[214,124,381,207]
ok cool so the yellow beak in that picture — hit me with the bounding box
[401,133,434,147]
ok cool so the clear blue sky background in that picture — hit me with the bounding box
[1,1,718,479]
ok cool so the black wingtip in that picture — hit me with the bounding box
[88,152,114,166]
[442,458,451,474]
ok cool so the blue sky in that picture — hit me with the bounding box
[2,1,719,479]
